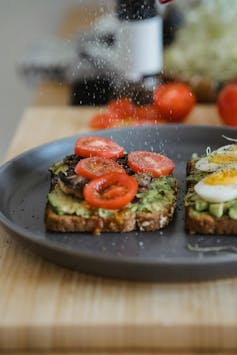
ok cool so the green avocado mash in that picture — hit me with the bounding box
[48,185,91,217]
[135,176,176,213]
[48,176,177,217]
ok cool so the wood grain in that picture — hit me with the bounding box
[0,106,236,352]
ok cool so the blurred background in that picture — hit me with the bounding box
[1,0,236,161]
[0,0,110,161]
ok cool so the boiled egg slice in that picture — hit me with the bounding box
[216,144,237,154]
[195,152,237,172]
[194,167,237,203]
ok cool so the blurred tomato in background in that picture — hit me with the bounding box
[217,84,237,126]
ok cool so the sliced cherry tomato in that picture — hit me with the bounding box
[75,156,125,179]
[107,98,135,118]
[84,173,138,210]
[75,136,124,159]
[153,83,195,123]
[217,84,237,126]
[128,151,175,177]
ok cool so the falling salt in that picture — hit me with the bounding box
[138,241,144,247]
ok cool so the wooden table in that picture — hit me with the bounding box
[2,4,236,354]
[1,105,237,354]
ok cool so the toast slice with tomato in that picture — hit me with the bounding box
[45,136,177,235]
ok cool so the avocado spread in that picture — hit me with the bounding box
[48,176,177,217]
[135,176,176,213]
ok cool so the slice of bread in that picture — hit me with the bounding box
[45,155,177,235]
[45,202,176,234]
[185,159,237,235]
[186,207,237,235]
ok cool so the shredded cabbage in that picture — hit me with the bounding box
[164,0,237,82]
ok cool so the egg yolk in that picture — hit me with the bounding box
[208,154,237,165]
[204,168,237,185]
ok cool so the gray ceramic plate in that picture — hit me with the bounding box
[1,125,237,282]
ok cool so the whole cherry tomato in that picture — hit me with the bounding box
[153,83,195,123]
[217,84,237,126]
[89,113,113,130]
[107,98,135,118]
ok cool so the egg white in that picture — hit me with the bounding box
[195,151,237,172]
[194,181,237,202]
[216,144,237,154]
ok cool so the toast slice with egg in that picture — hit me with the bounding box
[45,152,177,235]
[185,145,237,234]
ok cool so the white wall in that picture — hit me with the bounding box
[0,0,111,161]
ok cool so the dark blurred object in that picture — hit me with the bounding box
[71,77,114,106]
[117,0,157,20]
[163,5,184,46]
[189,78,219,103]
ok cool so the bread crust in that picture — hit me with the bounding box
[45,205,136,234]
[45,203,176,235]
[186,207,237,235]
[45,205,176,234]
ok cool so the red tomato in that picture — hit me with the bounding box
[83,173,138,210]
[75,156,125,179]
[133,119,165,126]
[75,136,124,159]
[89,113,113,130]
[217,84,237,126]
[98,116,165,129]
[107,98,135,118]
[153,83,195,122]
[106,116,142,128]
[128,151,175,177]
[134,105,160,121]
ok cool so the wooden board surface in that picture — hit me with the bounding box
[1,106,237,352]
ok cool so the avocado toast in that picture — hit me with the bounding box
[185,144,237,234]
[45,136,177,235]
